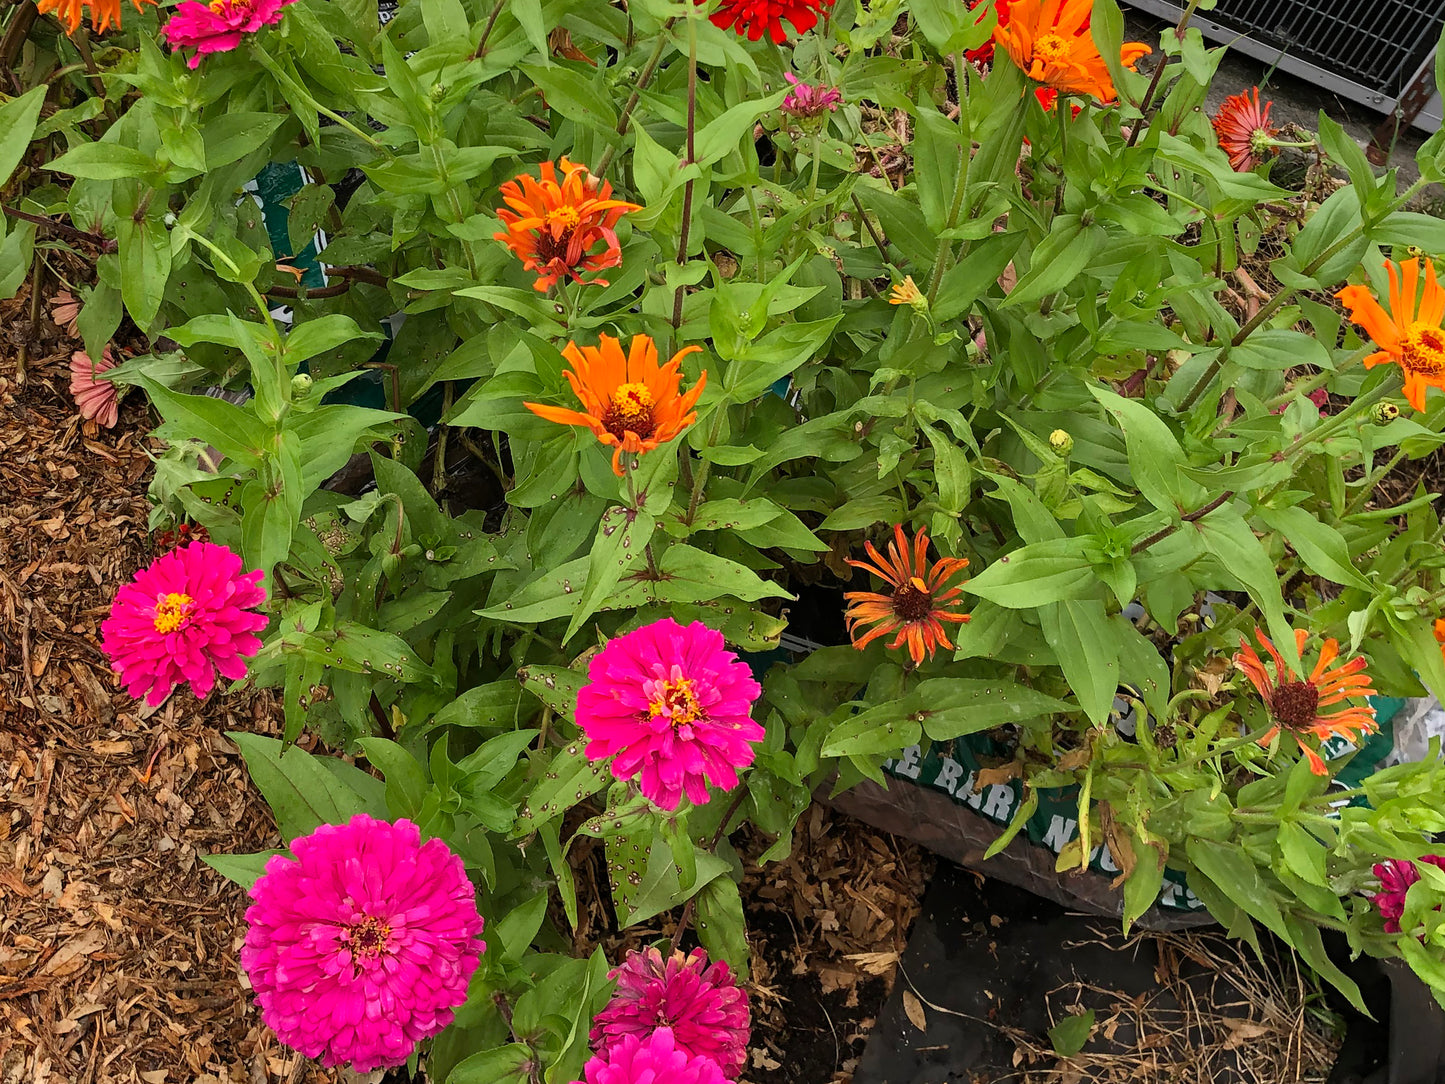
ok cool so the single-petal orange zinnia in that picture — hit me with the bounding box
[493,158,641,293]
[844,525,971,666]
[37,0,154,34]
[993,0,1150,104]
[1233,628,1376,776]
[1336,259,1445,412]
[524,333,705,475]
[1212,87,1278,172]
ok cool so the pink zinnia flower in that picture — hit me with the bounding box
[591,947,750,1078]
[576,618,764,810]
[241,815,485,1072]
[100,540,267,706]
[51,289,81,335]
[1372,856,1445,934]
[163,0,297,68]
[69,345,119,428]
[575,1028,728,1084]
[781,73,842,118]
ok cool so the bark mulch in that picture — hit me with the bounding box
[0,292,342,1084]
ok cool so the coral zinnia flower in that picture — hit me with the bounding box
[575,618,764,811]
[702,0,834,43]
[100,541,267,706]
[1372,857,1445,934]
[36,0,153,33]
[1337,259,1445,412]
[524,333,705,476]
[241,815,485,1072]
[1232,628,1377,776]
[591,947,750,1078]
[163,0,296,68]
[576,1028,728,1084]
[1212,87,1277,171]
[994,0,1150,103]
[844,524,971,665]
[70,345,120,428]
[50,290,81,336]
[493,158,640,293]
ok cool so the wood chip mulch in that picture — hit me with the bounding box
[0,292,343,1084]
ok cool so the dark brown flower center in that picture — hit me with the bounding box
[1270,680,1320,730]
[892,578,934,622]
[348,915,392,960]
[601,382,657,442]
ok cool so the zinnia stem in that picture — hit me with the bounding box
[671,14,699,333]
[595,18,678,178]
[1125,0,1203,149]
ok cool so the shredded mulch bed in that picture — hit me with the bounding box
[0,290,342,1084]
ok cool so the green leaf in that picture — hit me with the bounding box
[229,732,372,840]
[821,702,922,758]
[916,677,1069,740]
[1002,220,1104,310]
[520,63,617,128]
[514,740,610,833]
[1088,385,1205,514]
[963,537,1098,608]
[1196,508,1299,672]
[357,737,429,818]
[202,850,282,889]
[566,506,656,642]
[427,680,525,731]
[446,1043,533,1084]
[1276,821,1328,887]
[696,876,750,973]
[1186,837,1290,940]
[492,891,549,961]
[202,112,286,169]
[1048,1009,1095,1058]
[116,212,171,331]
[48,141,158,180]
[286,314,383,365]
[0,86,46,188]
[1121,830,1164,934]
[131,374,269,466]
[1255,505,1371,590]
[1233,328,1333,372]
[693,91,788,169]
[1040,600,1119,726]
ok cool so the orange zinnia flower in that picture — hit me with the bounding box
[524,333,705,475]
[844,525,971,666]
[493,158,641,293]
[1212,87,1278,172]
[993,0,1150,103]
[37,0,153,33]
[1233,628,1376,776]
[1337,259,1445,412]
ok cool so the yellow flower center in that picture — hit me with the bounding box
[546,205,583,231]
[348,915,392,960]
[1401,321,1445,377]
[649,676,702,726]
[207,0,227,10]
[153,592,194,634]
[611,382,653,422]
[1033,34,1072,65]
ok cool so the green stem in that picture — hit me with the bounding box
[595,20,677,178]
[925,55,973,305]
[1343,447,1408,515]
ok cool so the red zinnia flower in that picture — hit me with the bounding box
[1212,87,1277,171]
[701,0,834,44]
[1233,628,1377,775]
[844,525,971,665]
[965,0,1016,64]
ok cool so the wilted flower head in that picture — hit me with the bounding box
[701,0,834,43]
[576,618,764,810]
[242,815,485,1072]
[1337,258,1445,412]
[50,290,81,336]
[591,947,750,1078]
[524,333,705,476]
[70,345,120,428]
[1213,87,1278,171]
[494,158,641,292]
[781,72,842,118]
[889,276,927,312]
[575,1028,728,1084]
[1233,628,1377,775]
[844,525,971,665]
[1372,856,1445,934]
[100,541,267,706]
[163,0,296,67]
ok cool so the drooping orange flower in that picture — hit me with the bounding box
[1233,628,1377,776]
[993,0,1150,103]
[889,276,924,308]
[1212,87,1278,171]
[844,525,971,666]
[1337,259,1445,412]
[37,0,153,34]
[493,158,641,293]
[524,333,705,475]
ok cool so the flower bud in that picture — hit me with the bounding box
[1049,429,1074,455]
[1373,402,1400,424]
[429,82,448,102]
[291,373,315,398]
[163,211,178,227]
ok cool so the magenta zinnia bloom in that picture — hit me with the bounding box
[591,947,750,1078]
[70,345,119,428]
[241,815,485,1072]
[100,540,267,707]
[781,73,842,118]
[576,618,764,810]
[575,1028,728,1084]
[1372,856,1445,934]
[163,0,296,68]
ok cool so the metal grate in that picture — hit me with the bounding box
[1204,0,1444,100]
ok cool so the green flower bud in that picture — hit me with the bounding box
[1049,428,1074,455]
[1372,402,1400,424]
[430,82,448,102]
[291,373,315,398]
